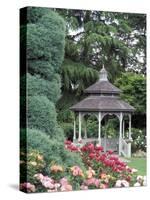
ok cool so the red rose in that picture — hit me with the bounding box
[87,143,95,152]
[64,140,72,145]
[107,150,113,154]
[95,146,103,151]
[89,153,95,159]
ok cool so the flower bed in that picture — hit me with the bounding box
[20,141,146,193]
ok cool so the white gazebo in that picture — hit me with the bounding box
[70,66,135,157]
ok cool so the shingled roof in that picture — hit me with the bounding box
[70,66,135,113]
[85,80,121,94]
[70,96,135,112]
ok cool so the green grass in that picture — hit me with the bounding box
[127,157,147,176]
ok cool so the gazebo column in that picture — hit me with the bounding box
[84,119,87,139]
[98,112,101,145]
[129,114,132,139]
[119,112,123,156]
[127,114,132,157]
[122,120,125,139]
[73,114,76,141]
[78,112,82,141]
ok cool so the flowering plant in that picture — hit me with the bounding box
[20,142,146,193]
[65,141,140,188]
[20,150,45,183]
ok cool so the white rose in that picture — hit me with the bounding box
[134,182,141,187]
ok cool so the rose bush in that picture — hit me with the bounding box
[20,141,146,193]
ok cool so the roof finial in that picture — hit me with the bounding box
[99,65,108,81]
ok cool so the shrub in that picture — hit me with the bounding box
[27,60,54,81]
[21,128,85,169]
[60,122,73,140]
[20,149,45,183]
[26,7,50,24]
[26,12,65,71]
[131,128,146,153]
[26,73,61,103]
[27,96,57,136]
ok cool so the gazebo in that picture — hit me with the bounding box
[70,66,135,157]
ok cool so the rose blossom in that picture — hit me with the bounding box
[70,166,84,177]
[84,178,100,188]
[131,168,138,173]
[115,180,129,187]
[86,167,95,179]
[136,175,143,183]
[34,173,44,181]
[80,185,88,190]
[50,165,63,173]
[59,177,68,186]
[20,182,36,192]
[60,184,72,191]
[100,183,108,189]
[134,182,141,187]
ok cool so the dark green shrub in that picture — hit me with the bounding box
[26,73,61,103]
[60,122,74,140]
[27,60,54,81]
[26,7,50,24]
[21,128,85,169]
[27,24,52,60]
[26,12,65,71]
[27,95,57,136]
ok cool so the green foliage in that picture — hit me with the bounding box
[61,59,99,95]
[20,149,45,183]
[60,123,73,139]
[27,7,50,23]
[26,13,65,72]
[28,60,54,81]
[58,10,146,78]
[115,72,146,114]
[27,95,57,136]
[22,128,85,169]
[22,73,61,103]
[20,8,66,135]
[131,128,146,153]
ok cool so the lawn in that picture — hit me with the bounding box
[127,157,147,176]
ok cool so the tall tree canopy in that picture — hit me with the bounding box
[58,10,146,79]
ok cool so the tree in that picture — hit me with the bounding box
[115,72,146,128]
[20,7,86,183]
[56,9,146,128]
[57,9,146,78]
[20,7,66,137]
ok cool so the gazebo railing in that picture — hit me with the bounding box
[101,138,118,152]
[121,138,131,157]
[74,137,119,153]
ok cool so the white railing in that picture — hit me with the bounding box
[121,138,131,158]
[101,138,118,152]
[73,137,131,157]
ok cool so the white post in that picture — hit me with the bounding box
[84,119,87,139]
[128,114,132,157]
[73,117,76,141]
[98,112,101,145]
[119,112,123,156]
[129,114,132,139]
[78,112,82,141]
[122,120,125,139]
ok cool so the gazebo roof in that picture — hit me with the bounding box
[85,80,121,94]
[70,96,135,112]
[70,66,135,113]
[85,65,121,94]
